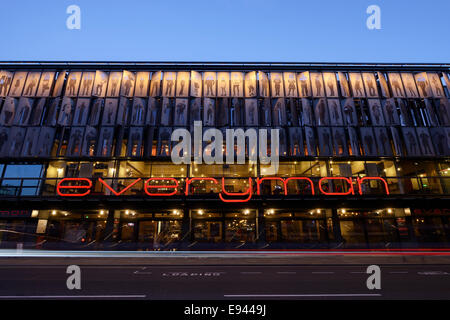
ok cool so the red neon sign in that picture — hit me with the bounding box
[56,176,389,202]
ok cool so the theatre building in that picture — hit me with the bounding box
[0,62,449,250]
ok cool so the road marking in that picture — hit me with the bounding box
[224,293,381,298]
[240,272,262,274]
[276,272,297,274]
[418,271,449,275]
[312,272,335,274]
[0,295,147,299]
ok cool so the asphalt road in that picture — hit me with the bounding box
[0,263,449,300]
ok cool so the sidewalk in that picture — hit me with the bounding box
[1,250,450,265]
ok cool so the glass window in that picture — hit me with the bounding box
[1,164,43,196]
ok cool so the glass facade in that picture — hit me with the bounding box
[0,62,449,250]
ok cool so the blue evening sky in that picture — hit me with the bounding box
[0,0,449,62]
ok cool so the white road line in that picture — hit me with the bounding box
[276,272,297,274]
[0,295,147,299]
[224,294,382,298]
[240,272,262,274]
[312,272,335,274]
[133,271,152,275]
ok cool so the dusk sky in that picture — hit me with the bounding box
[0,0,449,62]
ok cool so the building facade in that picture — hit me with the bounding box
[0,62,449,250]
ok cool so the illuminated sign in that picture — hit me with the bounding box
[56,176,389,203]
[0,210,31,218]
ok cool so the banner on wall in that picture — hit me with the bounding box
[367,99,385,126]
[349,72,365,98]
[9,71,27,97]
[162,71,177,97]
[0,70,13,97]
[416,127,435,156]
[120,70,136,97]
[116,97,129,125]
[174,98,188,126]
[190,98,201,125]
[377,72,390,98]
[106,71,122,97]
[146,97,159,125]
[127,127,143,157]
[332,127,347,156]
[297,72,311,97]
[92,70,108,97]
[230,72,244,97]
[204,72,217,97]
[327,99,343,125]
[71,98,90,126]
[135,71,150,97]
[317,127,332,156]
[21,127,40,157]
[374,127,392,156]
[283,72,298,97]
[29,98,45,125]
[203,98,215,126]
[130,97,146,125]
[400,73,419,98]
[36,71,55,97]
[52,71,66,97]
[348,127,360,156]
[272,98,287,126]
[58,97,74,126]
[190,71,202,97]
[388,72,405,98]
[82,126,97,157]
[430,128,450,156]
[97,127,114,157]
[79,72,95,97]
[341,98,357,126]
[360,127,377,156]
[89,98,102,126]
[258,71,270,97]
[427,72,445,98]
[102,98,118,125]
[65,72,82,97]
[23,72,41,97]
[150,71,162,97]
[362,72,378,98]
[310,72,325,97]
[338,72,351,98]
[323,72,338,98]
[270,72,284,97]
[245,71,257,97]
[304,126,317,156]
[66,127,85,157]
[217,72,230,97]
[176,72,190,97]
[288,127,304,156]
[13,97,32,125]
[314,98,329,126]
[160,97,172,125]
[401,127,421,156]
[244,99,258,126]
[382,98,399,125]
